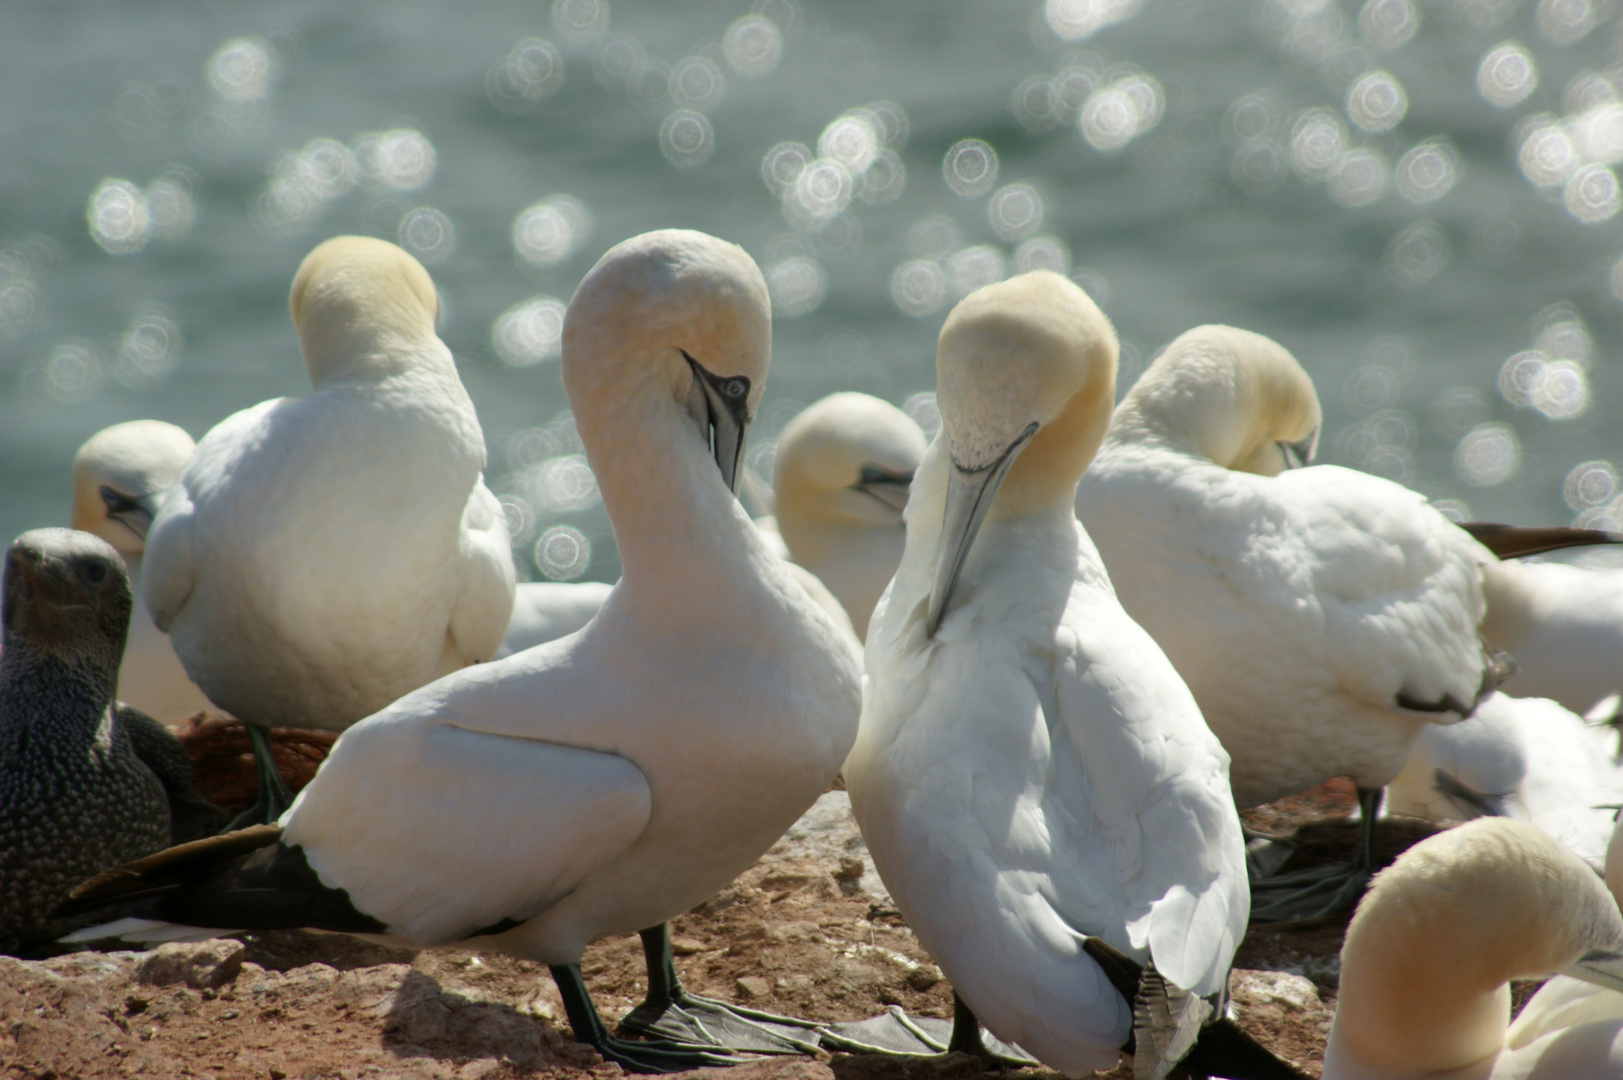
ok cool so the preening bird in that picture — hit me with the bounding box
[142,236,515,824]
[69,419,212,724]
[846,274,1294,1080]
[1,528,220,952]
[57,230,862,1073]
[1076,325,1507,922]
[1323,818,1623,1078]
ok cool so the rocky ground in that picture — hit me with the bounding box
[0,722,1520,1080]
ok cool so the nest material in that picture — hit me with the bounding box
[170,713,337,815]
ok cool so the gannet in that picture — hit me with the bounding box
[57,230,862,1071]
[1,529,221,952]
[1323,818,1623,1078]
[1075,325,1507,922]
[1387,692,1623,865]
[845,275,1288,1079]
[495,580,615,658]
[68,420,213,724]
[1481,558,1623,715]
[143,236,516,823]
[771,393,923,639]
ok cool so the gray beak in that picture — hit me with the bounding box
[853,465,914,514]
[926,423,1038,638]
[1562,948,1623,994]
[1278,430,1318,470]
[683,352,752,494]
[1434,769,1514,819]
[100,485,158,541]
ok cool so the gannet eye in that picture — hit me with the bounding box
[83,559,110,585]
[721,377,748,400]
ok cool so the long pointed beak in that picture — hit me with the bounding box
[1434,769,1514,819]
[926,423,1038,638]
[684,354,752,494]
[100,485,158,541]
[1562,948,1623,994]
[1278,430,1318,470]
[853,465,914,514]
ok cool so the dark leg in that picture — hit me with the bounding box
[946,992,988,1058]
[1248,786,1384,926]
[222,723,297,832]
[617,924,823,1054]
[549,962,743,1072]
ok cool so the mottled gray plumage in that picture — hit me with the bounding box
[0,528,212,951]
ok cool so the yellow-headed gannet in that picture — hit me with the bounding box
[1324,818,1623,1078]
[1075,325,1507,922]
[845,275,1291,1079]
[68,420,212,724]
[58,230,862,1072]
[142,236,515,824]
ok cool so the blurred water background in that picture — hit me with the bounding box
[5,0,1623,584]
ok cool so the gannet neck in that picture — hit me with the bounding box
[1479,558,1538,654]
[70,421,196,555]
[935,271,1117,521]
[290,236,444,386]
[1331,818,1623,1075]
[1110,324,1320,476]
[562,230,771,599]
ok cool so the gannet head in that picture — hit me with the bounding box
[1118,324,1321,476]
[563,229,770,493]
[1333,818,1623,1073]
[1388,703,1526,821]
[3,527,133,664]
[775,393,925,532]
[289,236,441,386]
[927,271,1117,636]
[69,420,195,556]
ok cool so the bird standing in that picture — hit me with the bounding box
[846,274,1277,1078]
[58,230,862,1072]
[143,236,515,824]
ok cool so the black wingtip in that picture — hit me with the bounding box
[56,824,284,917]
[1178,1016,1310,1080]
[1460,521,1623,559]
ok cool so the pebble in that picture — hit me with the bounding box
[135,939,245,990]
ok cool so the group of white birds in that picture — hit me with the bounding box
[22,227,1623,1077]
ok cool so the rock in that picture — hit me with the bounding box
[669,936,706,956]
[1230,969,1322,1013]
[735,975,772,999]
[688,1060,835,1080]
[765,920,821,943]
[135,939,245,990]
[458,1057,502,1080]
[776,974,814,993]
[904,966,941,991]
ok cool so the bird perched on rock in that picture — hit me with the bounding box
[69,419,212,724]
[1076,325,1509,922]
[0,528,220,953]
[143,236,516,824]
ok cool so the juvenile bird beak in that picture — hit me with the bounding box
[1564,948,1623,994]
[683,352,752,494]
[1278,430,1317,470]
[100,485,159,541]
[927,423,1038,638]
[853,465,914,514]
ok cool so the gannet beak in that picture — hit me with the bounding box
[1434,769,1513,818]
[100,485,158,541]
[683,352,752,494]
[1563,948,1623,993]
[1278,430,1318,470]
[926,423,1038,638]
[853,465,914,514]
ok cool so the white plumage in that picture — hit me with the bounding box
[1484,558,1623,715]
[495,581,614,659]
[1076,325,1498,809]
[68,420,212,724]
[846,273,1246,1076]
[143,236,515,731]
[280,229,862,962]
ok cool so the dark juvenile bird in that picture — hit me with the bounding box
[0,527,219,952]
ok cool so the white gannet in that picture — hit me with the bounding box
[495,580,615,659]
[1481,558,1623,715]
[68,420,213,724]
[844,274,1283,1079]
[1323,817,1623,1078]
[1387,692,1623,865]
[142,236,516,823]
[771,392,924,639]
[58,230,862,1071]
[1075,325,1506,922]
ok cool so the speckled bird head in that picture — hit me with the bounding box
[3,528,132,666]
